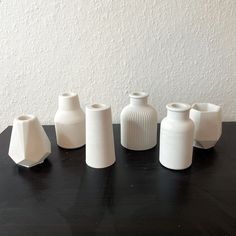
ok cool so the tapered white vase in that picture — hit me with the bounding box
[86,103,116,169]
[159,103,194,170]
[8,114,51,168]
[120,92,157,151]
[54,92,85,149]
[190,103,222,149]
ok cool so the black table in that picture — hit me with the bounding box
[0,123,236,235]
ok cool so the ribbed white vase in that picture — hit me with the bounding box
[159,103,194,170]
[190,103,222,149]
[8,114,51,168]
[86,103,116,169]
[54,92,85,149]
[120,92,157,151]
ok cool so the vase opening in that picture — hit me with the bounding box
[129,92,148,106]
[129,92,148,99]
[192,103,220,113]
[17,115,34,121]
[87,103,109,111]
[91,104,106,109]
[58,92,80,110]
[167,103,191,112]
[61,92,76,98]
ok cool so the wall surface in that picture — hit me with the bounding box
[0,0,235,132]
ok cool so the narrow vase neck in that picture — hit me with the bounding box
[130,97,148,106]
[166,103,191,120]
[59,93,80,111]
[129,92,149,106]
[167,110,189,120]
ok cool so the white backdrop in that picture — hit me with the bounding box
[0,0,235,132]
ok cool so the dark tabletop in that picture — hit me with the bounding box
[0,123,236,236]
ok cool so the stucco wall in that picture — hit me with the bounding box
[0,0,235,132]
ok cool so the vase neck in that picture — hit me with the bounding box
[129,92,148,106]
[59,92,80,111]
[166,103,191,120]
[167,110,189,120]
[130,97,148,106]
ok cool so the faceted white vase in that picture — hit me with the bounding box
[190,103,222,149]
[8,114,51,168]
[159,103,194,170]
[54,92,85,149]
[120,92,157,151]
[86,103,116,169]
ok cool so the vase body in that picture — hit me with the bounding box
[8,114,51,168]
[190,103,222,149]
[54,92,85,149]
[159,103,194,170]
[86,103,116,169]
[120,92,157,151]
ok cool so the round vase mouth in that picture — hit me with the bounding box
[166,103,191,112]
[129,92,148,99]
[86,103,110,111]
[60,92,77,98]
[191,103,220,113]
[17,114,35,122]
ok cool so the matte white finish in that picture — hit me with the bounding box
[54,92,85,149]
[120,92,157,151]
[0,1,235,133]
[86,103,116,169]
[8,114,51,168]
[190,103,222,149]
[159,103,194,170]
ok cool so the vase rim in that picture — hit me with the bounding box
[60,92,77,98]
[129,92,148,99]
[16,114,36,122]
[191,103,220,113]
[166,103,191,112]
[86,103,110,111]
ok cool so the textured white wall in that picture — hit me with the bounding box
[0,0,235,132]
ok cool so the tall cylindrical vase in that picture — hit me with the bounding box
[120,92,157,151]
[159,103,194,170]
[86,103,116,169]
[54,92,85,149]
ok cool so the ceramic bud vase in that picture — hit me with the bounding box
[86,103,116,169]
[159,103,194,170]
[54,92,85,149]
[8,114,51,168]
[120,92,157,151]
[190,103,222,149]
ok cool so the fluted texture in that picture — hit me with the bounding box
[121,105,157,151]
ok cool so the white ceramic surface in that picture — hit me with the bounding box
[54,92,85,149]
[190,103,222,149]
[159,103,194,170]
[8,114,51,168]
[86,103,116,169]
[120,92,157,151]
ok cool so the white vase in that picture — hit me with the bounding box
[86,103,116,169]
[54,92,85,149]
[120,92,157,151]
[159,103,194,170]
[8,114,51,168]
[190,103,222,149]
